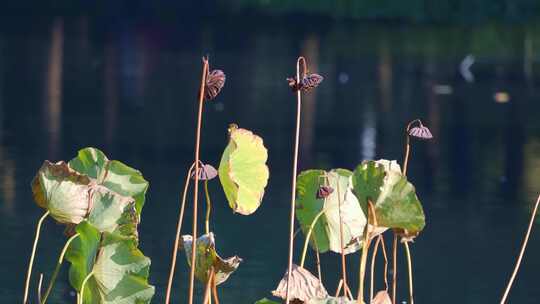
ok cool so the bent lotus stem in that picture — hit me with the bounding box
[402,119,421,177]
[41,232,81,304]
[403,241,415,304]
[204,180,212,234]
[299,208,326,268]
[380,234,389,291]
[370,236,381,301]
[188,57,209,304]
[78,271,94,304]
[164,161,198,303]
[500,194,540,303]
[23,210,50,304]
[335,173,349,297]
[285,56,307,304]
[37,273,43,304]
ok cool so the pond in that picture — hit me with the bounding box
[1,15,540,303]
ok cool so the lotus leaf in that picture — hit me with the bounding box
[272,264,328,302]
[296,169,365,254]
[31,160,92,224]
[351,160,425,235]
[254,298,281,304]
[306,297,356,304]
[218,127,269,215]
[181,232,242,285]
[69,147,149,215]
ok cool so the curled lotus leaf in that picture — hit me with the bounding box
[31,160,92,224]
[371,290,392,304]
[181,232,242,285]
[296,169,366,254]
[352,160,425,235]
[272,264,328,302]
[69,147,149,215]
[218,126,269,215]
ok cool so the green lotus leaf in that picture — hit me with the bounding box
[306,296,357,304]
[272,264,328,302]
[65,221,101,303]
[254,298,281,304]
[218,126,269,215]
[352,160,425,234]
[91,233,155,303]
[31,160,92,224]
[296,169,366,254]
[69,147,149,215]
[181,232,242,285]
[87,185,138,237]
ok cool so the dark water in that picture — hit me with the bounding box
[1,16,540,303]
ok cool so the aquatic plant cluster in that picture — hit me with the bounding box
[21,56,536,304]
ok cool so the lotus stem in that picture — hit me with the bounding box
[204,180,212,234]
[313,237,323,283]
[392,233,398,304]
[335,279,343,297]
[285,56,306,304]
[358,202,376,304]
[41,233,80,304]
[164,162,197,304]
[380,235,389,291]
[336,175,349,297]
[500,194,540,303]
[23,210,49,304]
[299,209,325,268]
[188,57,209,304]
[203,268,215,304]
[37,273,43,304]
[212,269,220,304]
[370,236,381,301]
[79,271,94,304]
[403,241,414,304]
[403,136,411,177]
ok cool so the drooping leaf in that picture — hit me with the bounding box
[352,160,425,235]
[296,169,365,254]
[272,264,328,302]
[254,298,281,304]
[181,232,242,285]
[218,127,269,215]
[69,147,149,215]
[31,160,92,224]
[65,221,101,304]
[91,233,155,303]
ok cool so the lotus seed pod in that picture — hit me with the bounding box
[191,164,218,181]
[204,69,226,100]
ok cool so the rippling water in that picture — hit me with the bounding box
[1,16,540,303]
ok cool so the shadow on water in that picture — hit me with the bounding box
[1,15,540,303]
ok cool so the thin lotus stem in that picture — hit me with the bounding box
[164,162,197,304]
[23,210,49,304]
[370,236,381,301]
[79,271,94,304]
[285,55,305,304]
[380,235,389,291]
[335,279,343,297]
[204,180,212,234]
[392,233,398,304]
[41,232,81,304]
[37,273,43,304]
[203,268,215,304]
[500,194,540,303]
[212,268,220,304]
[300,209,326,268]
[188,57,209,304]
[345,285,354,301]
[403,136,411,177]
[358,202,376,304]
[403,241,414,304]
[313,236,323,283]
[336,174,349,296]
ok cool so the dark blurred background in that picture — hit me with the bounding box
[1,1,540,303]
